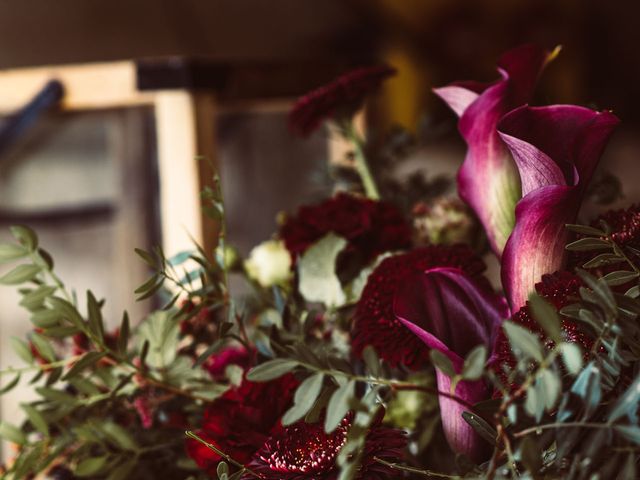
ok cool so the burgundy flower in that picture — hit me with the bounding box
[434,44,557,255]
[133,395,154,429]
[245,416,406,479]
[205,345,252,380]
[289,66,396,137]
[351,245,490,368]
[186,374,298,476]
[394,267,508,462]
[498,105,619,310]
[493,271,592,390]
[279,193,411,270]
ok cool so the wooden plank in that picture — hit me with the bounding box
[0,62,154,112]
[153,91,218,258]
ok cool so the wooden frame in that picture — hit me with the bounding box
[0,61,217,257]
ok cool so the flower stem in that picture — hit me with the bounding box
[185,431,263,478]
[344,124,380,200]
[373,457,461,479]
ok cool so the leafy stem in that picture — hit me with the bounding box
[185,430,263,478]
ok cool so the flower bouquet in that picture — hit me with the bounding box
[1,43,640,479]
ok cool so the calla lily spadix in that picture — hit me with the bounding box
[394,267,509,462]
[434,44,559,256]
[498,104,619,310]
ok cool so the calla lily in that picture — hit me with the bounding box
[394,267,508,461]
[434,44,558,255]
[498,105,619,310]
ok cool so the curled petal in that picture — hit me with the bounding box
[498,105,619,309]
[434,44,557,256]
[394,267,508,460]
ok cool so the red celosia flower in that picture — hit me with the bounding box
[279,193,411,271]
[186,374,298,476]
[205,345,252,380]
[351,245,490,368]
[133,394,154,429]
[493,271,592,389]
[289,65,396,137]
[245,416,405,479]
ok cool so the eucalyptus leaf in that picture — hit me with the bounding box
[0,421,26,444]
[560,342,583,375]
[10,225,38,251]
[503,321,544,362]
[21,403,49,436]
[75,456,108,477]
[430,350,456,378]
[0,243,28,263]
[325,379,355,433]
[528,293,562,343]
[0,264,41,285]
[462,345,487,381]
[246,359,299,382]
[602,270,639,287]
[282,373,325,425]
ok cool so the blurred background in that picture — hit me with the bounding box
[1,0,640,457]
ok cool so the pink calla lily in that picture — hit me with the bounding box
[434,44,558,256]
[394,267,508,462]
[498,105,619,310]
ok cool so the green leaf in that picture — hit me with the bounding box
[246,359,299,382]
[75,456,108,477]
[30,332,56,362]
[325,379,355,433]
[10,225,38,251]
[503,321,544,362]
[63,351,108,380]
[0,373,21,394]
[582,253,625,269]
[21,403,49,436]
[571,361,601,416]
[560,342,583,375]
[117,312,129,355]
[602,270,639,287]
[11,337,33,364]
[20,285,57,310]
[87,291,105,340]
[429,350,456,378]
[608,373,640,423]
[528,293,562,343]
[47,297,85,330]
[539,369,561,410]
[30,308,61,328]
[101,422,138,451]
[0,421,26,444]
[565,224,606,236]
[106,459,136,480]
[462,345,487,381]
[137,311,180,368]
[524,379,544,421]
[0,264,41,284]
[282,373,325,425]
[461,411,496,445]
[297,233,347,308]
[615,425,640,445]
[565,237,611,252]
[134,248,156,267]
[0,243,28,263]
[362,345,381,378]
